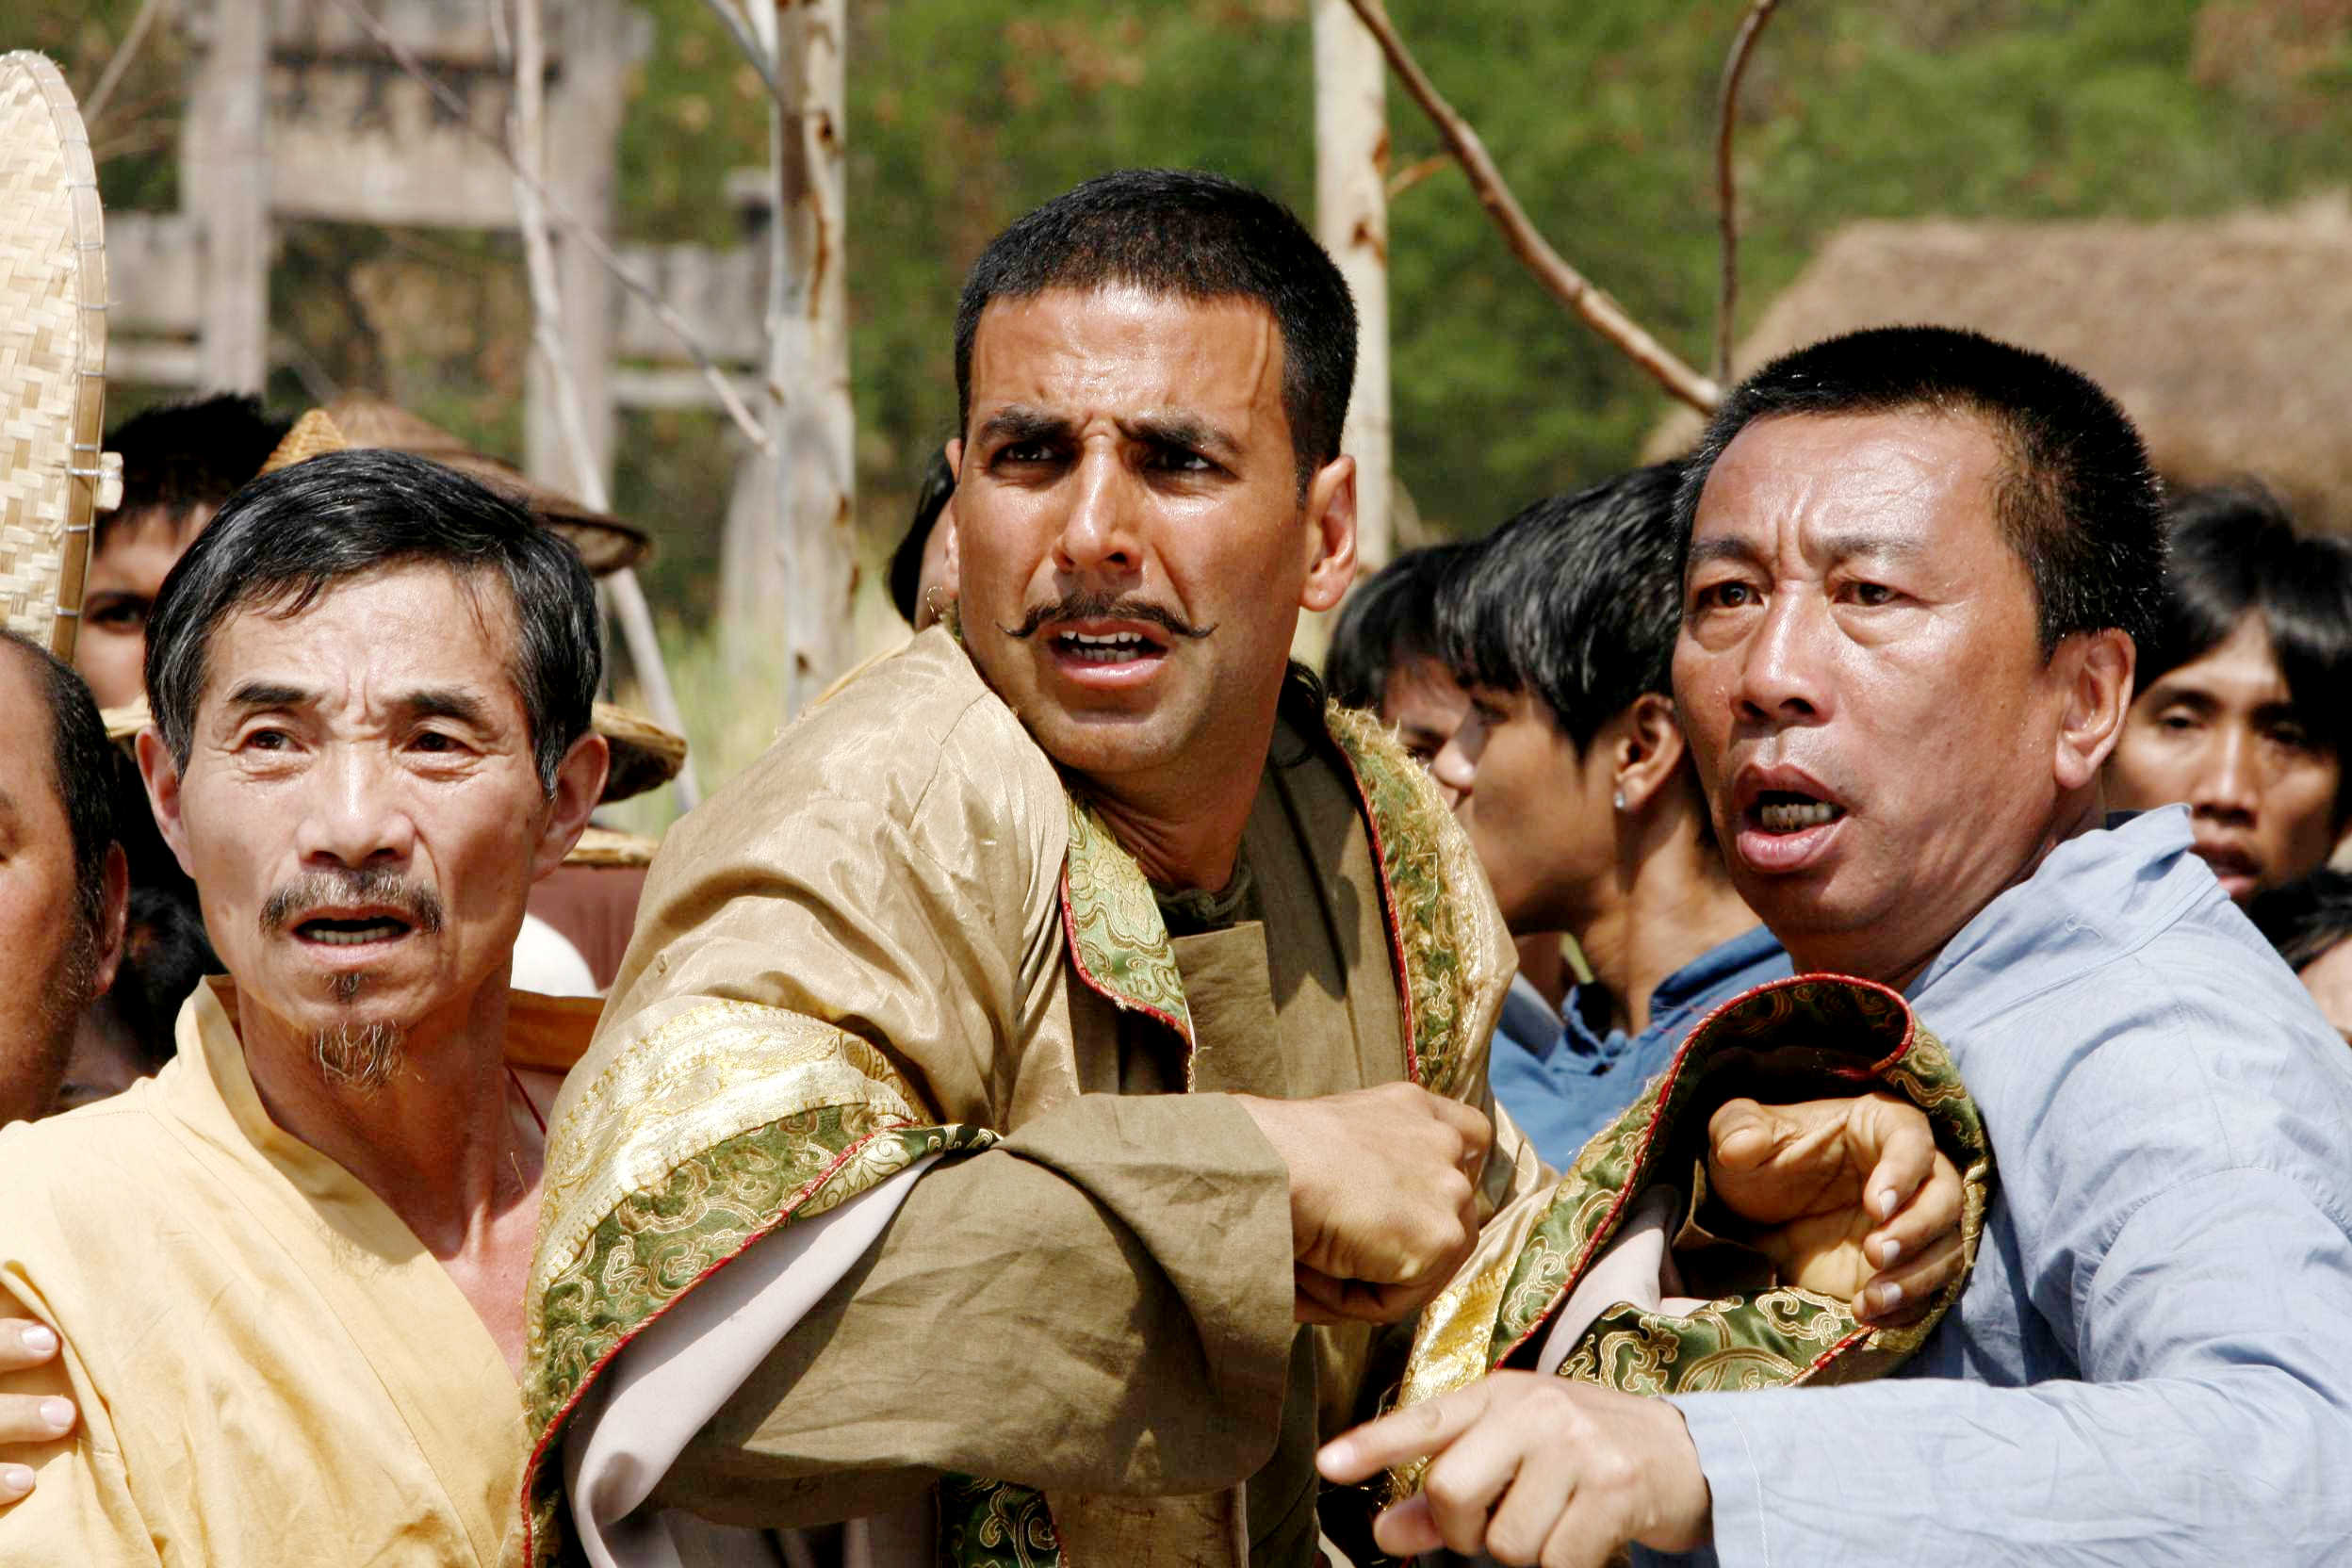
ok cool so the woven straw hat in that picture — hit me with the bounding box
[260,400,650,577]
[1,52,119,661]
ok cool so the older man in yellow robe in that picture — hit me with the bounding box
[526,171,1961,1568]
[0,447,609,1565]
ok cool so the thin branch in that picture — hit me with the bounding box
[696,0,790,114]
[1384,152,1452,202]
[507,0,701,811]
[83,0,172,125]
[1339,0,1720,414]
[326,0,771,452]
[1714,0,1782,388]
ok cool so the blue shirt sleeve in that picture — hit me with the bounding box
[1659,1162,2352,1565]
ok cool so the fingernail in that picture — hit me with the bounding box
[1874,1187,1900,1219]
[39,1397,74,1431]
[1870,1280,1903,1314]
[1875,1237,1902,1268]
[18,1325,55,1356]
[0,1463,30,1496]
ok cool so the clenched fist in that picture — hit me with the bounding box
[1235,1082,1493,1326]
[1707,1091,1966,1321]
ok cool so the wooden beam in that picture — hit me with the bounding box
[186,0,270,391]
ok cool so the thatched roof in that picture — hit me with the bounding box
[1645,195,2352,531]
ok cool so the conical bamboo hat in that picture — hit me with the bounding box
[0,51,118,661]
[260,400,650,576]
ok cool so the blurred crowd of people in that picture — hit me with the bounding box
[3,166,2349,1567]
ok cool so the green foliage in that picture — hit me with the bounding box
[20,0,2352,567]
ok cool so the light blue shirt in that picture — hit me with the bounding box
[1490,925,1790,1169]
[1646,808,2352,1565]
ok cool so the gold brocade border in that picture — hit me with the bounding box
[1059,797,1195,1050]
[1325,705,1511,1098]
[1392,974,1995,1480]
[529,1000,932,1331]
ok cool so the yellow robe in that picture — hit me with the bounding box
[0,978,592,1567]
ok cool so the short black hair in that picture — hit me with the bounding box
[0,630,117,938]
[889,448,957,626]
[145,449,602,792]
[1673,326,2167,656]
[1441,463,1686,752]
[2250,867,2352,972]
[954,168,1357,496]
[2135,482,2352,786]
[101,394,291,551]
[1324,544,1470,711]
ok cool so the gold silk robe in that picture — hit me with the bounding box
[525,628,1543,1568]
[0,978,595,1567]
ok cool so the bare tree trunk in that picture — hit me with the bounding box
[187,0,268,391]
[1314,0,1394,574]
[511,0,700,811]
[756,0,858,718]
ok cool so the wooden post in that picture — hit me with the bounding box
[1314,0,1393,572]
[186,0,269,391]
[525,0,640,496]
[759,0,858,718]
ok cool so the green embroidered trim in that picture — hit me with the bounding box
[940,1476,1061,1567]
[1325,705,1475,1095]
[1061,796,1194,1045]
[1490,975,1993,1371]
[522,1110,999,1563]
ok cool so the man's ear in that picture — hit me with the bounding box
[1299,454,1359,614]
[1613,693,1690,815]
[940,438,964,588]
[91,842,130,997]
[531,732,610,883]
[135,727,198,882]
[2053,628,2135,791]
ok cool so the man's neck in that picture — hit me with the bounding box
[1788,788,2110,993]
[1576,811,1759,1036]
[238,980,539,1260]
[1074,714,1282,891]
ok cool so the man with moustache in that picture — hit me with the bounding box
[0,449,607,1564]
[1324,327,2352,1565]
[525,172,1958,1568]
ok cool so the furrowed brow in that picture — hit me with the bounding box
[399,688,492,727]
[1816,531,1931,567]
[978,406,1071,448]
[1124,414,1242,464]
[1686,536,1767,571]
[223,680,313,715]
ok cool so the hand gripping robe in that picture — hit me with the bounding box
[523,628,1544,1568]
[1392,974,1994,1454]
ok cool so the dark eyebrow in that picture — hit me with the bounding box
[1687,536,1768,571]
[977,406,1072,448]
[400,688,491,727]
[2145,685,2219,713]
[1123,414,1242,464]
[224,680,312,714]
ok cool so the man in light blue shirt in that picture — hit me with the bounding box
[1322,326,2352,1565]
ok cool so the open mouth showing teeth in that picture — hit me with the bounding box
[296,917,413,946]
[1054,630,1160,663]
[1756,792,1844,833]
